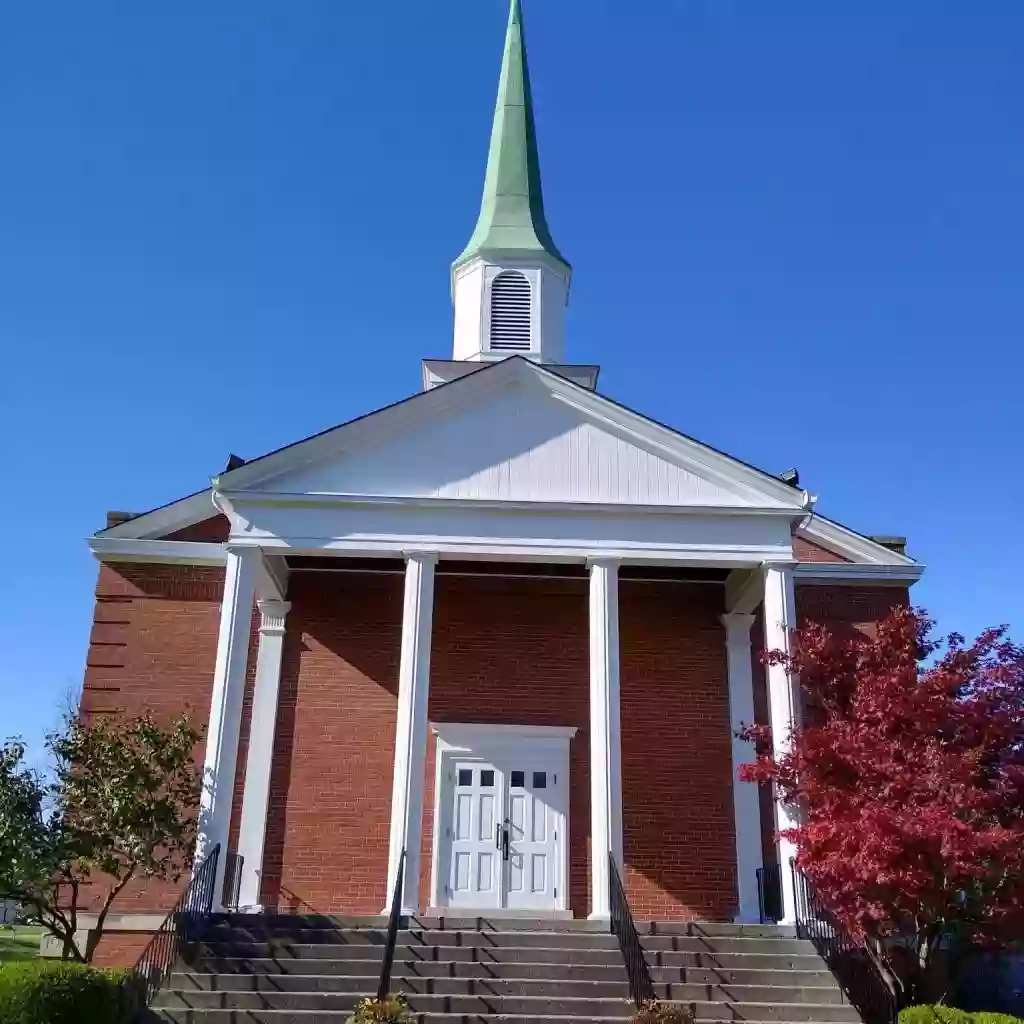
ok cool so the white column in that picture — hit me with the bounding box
[196,547,257,906]
[384,552,437,915]
[588,557,623,920]
[763,563,800,925]
[235,598,291,911]
[721,612,763,924]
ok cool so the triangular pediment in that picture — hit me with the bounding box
[227,360,805,511]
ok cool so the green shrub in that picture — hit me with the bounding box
[630,1001,696,1024]
[900,1008,1023,1024]
[0,961,140,1024]
[347,993,411,1023]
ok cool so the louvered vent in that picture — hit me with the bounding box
[489,271,532,351]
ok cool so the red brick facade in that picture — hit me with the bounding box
[80,562,227,913]
[792,534,850,563]
[260,571,402,915]
[78,556,910,931]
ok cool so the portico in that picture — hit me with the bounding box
[192,440,812,924]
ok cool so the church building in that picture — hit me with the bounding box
[80,0,922,967]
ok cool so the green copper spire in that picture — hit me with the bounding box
[454,0,569,272]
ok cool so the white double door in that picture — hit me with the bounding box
[440,746,564,912]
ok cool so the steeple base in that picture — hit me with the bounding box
[422,358,599,393]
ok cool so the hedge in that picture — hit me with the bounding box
[900,1008,1024,1024]
[0,961,140,1024]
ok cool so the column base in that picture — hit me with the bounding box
[587,911,611,922]
[733,912,763,925]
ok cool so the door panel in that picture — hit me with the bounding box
[446,761,502,909]
[503,761,560,911]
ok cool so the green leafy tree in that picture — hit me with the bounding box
[0,713,201,962]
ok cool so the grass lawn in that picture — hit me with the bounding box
[0,926,42,962]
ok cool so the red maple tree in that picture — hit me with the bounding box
[740,606,1024,1003]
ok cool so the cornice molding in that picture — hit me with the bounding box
[794,562,924,585]
[217,488,803,520]
[88,538,226,566]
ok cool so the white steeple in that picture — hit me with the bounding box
[450,0,571,365]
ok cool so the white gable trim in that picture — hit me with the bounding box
[95,490,217,541]
[536,372,811,510]
[213,363,514,493]
[212,359,812,511]
[796,514,917,566]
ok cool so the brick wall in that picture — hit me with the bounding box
[79,562,229,913]
[263,571,738,921]
[620,581,735,921]
[79,559,261,917]
[164,515,231,543]
[256,571,739,920]
[259,571,403,915]
[797,585,909,638]
[792,534,850,563]
[90,931,155,969]
[420,574,591,917]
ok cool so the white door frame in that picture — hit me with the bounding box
[429,722,577,916]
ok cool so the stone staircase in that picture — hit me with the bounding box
[146,914,861,1024]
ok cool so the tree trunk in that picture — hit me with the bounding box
[83,871,135,963]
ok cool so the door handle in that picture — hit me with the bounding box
[495,824,502,852]
[502,824,510,862]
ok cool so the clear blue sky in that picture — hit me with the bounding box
[2,1,1022,757]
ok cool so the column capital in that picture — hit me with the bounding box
[586,555,620,571]
[720,611,756,635]
[763,560,798,573]
[402,550,439,565]
[257,599,291,635]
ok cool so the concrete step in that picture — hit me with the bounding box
[640,922,798,939]
[151,1015,852,1024]
[201,928,624,948]
[689,1003,860,1023]
[154,990,637,1014]
[197,931,814,955]
[647,950,830,971]
[172,963,836,989]
[154,991,856,1020]
[194,946,830,971]
[204,914,796,939]
[206,913,615,933]
[201,925,806,954]
[150,1013,636,1024]
[196,942,622,963]
[164,973,847,1005]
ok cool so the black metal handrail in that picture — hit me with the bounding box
[791,863,898,1024]
[132,843,220,1005]
[609,853,656,1008]
[756,863,783,924]
[376,848,405,1000]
